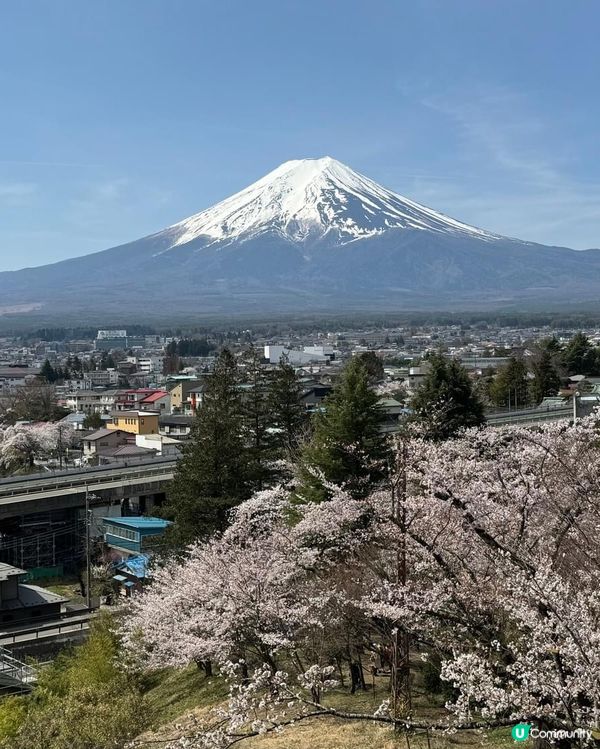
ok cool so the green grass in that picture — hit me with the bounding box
[135,664,516,749]
[38,575,86,605]
[141,664,229,728]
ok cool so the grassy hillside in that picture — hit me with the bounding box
[137,665,515,749]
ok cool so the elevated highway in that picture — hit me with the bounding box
[0,457,177,519]
[485,406,572,427]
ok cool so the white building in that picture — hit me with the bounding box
[135,433,182,457]
[303,345,335,359]
[126,356,164,374]
[65,389,119,414]
[264,345,328,366]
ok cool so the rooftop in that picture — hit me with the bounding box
[137,433,180,444]
[103,516,171,531]
[2,584,68,609]
[140,391,169,403]
[159,415,194,425]
[102,445,156,457]
[112,410,160,417]
[116,553,150,579]
[0,562,27,582]
[85,427,130,441]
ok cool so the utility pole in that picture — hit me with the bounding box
[573,390,579,425]
[58,424,63,470]
[390,436,411,725]
[84,486,92,610]
[85,486,91,609]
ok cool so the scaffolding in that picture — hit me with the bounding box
[0,515,85,569]
[0,646,37,693]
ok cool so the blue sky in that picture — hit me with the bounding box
[0,0,599,270]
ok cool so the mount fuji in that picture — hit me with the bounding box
[2,156,600,322]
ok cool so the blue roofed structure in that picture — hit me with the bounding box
[102,516,171,556]
[116,553,149,579]
[111,553,153,598]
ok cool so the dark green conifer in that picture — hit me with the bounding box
[297,357,388,503]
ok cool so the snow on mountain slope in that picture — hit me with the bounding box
[165,156,500,250]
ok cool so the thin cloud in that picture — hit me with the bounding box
[404,84,600,248]
[0,160,98,168]
[0,182,37,198]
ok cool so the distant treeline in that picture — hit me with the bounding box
[165,338,216,357]
[20,325,155,342]
[11,310,600,342]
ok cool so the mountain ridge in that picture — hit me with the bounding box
[1,157,599,321]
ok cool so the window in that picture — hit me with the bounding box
[107,525,140,542]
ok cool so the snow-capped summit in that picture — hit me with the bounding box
[166,156,497,249]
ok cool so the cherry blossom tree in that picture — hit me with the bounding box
[0,422,75,473]
[123,415,600,747]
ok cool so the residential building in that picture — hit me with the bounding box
[407,364,431,392]
[0,366,40,392]
[85,369,119,387]
[97,445,157,464]
[139,390,170,413]
[0,562,67,625]
[299,383,332,411]
[108,411,159,435]
[378,398,408,434]
[185,385,205,414]
[159,414,194,439]
[64,389,119,414]
[83,428,132,460]
[59,411,89,431]
[125,356,164,374]
[114,388,156,411]
[167,378,203,412]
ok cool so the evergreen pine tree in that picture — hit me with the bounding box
[356,351,384,383]
[241,346,275,491]
[39,359,57,383]
[541,335,562,355]
[412,352,485,440]
[490,356,531,409]
[297,357,388,503]
[161,349,251,547]
[268,355,306,456]
[562,332,600,376]
[530,348,561,404]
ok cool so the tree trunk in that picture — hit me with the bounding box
[349,661,366,693]
[195,658,213,677]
